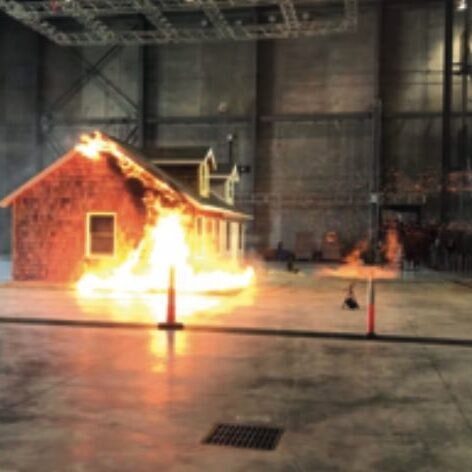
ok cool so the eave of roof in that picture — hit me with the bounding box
[151,160,202,167]
[149,146,210,160]
[148,146,217,170]
[210,163,240,181]
[0,149,77,208]
[110,140,251,219]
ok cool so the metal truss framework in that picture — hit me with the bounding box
[0,0,357,45]
[39,45,141,157]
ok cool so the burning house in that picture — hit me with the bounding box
[0,132,253,292]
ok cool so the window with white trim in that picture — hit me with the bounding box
[227,180,234,204]
[199,163,210,197]
[226,221,231,251]
[87,213,116,257]
[214,220,221,252]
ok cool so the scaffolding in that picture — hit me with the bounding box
[0,0,358,45]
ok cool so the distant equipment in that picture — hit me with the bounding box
[321,231,342,261]
[237,165,251,174]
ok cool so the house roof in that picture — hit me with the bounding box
[150,146,210,160]
[210,163,240,182]
[0,132,251,221]
[148,146,217,170]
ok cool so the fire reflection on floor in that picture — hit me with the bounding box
[318,264,400,280]
[74,287,257,321]
[73,287,256,367]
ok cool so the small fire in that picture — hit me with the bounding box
[76,135,102,160]
[343,239,368,265]
[319,232,401,281]
[75,132,254,295]
[382,227,402,267]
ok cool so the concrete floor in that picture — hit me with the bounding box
[1,260,472,471]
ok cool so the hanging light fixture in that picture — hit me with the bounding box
[457,0,467,11]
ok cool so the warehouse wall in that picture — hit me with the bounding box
[382,1,472,224]
[254,8,378,251]
[0,15,40,254]
[144,41,256,200]
[381,2,444,221]
[40,44,140,161]
[1,1,471,256]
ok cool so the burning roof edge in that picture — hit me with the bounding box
[0,133,251,221]
[115,139,250,220]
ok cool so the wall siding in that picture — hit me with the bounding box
[13,153,146,282]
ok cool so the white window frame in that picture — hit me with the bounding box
[225,221,232,252]
[199,162,210,197]
[223,179,235,205]
[86,212,117,258]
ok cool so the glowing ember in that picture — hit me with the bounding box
[75,134,103,160]
[75,132,254,295]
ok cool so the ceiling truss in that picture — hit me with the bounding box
[0,0,358,45]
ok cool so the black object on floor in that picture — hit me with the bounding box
[342,283,360,310]
[202,423,283,450]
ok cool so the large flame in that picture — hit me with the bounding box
[77,212,254,294]
[75,132,254,295]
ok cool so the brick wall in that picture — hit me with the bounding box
[13,152,147,282]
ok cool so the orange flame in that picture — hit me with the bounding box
[343,239,368,265]
[319,234,400,281]
[382,227,403,267]
[75,132,254,295]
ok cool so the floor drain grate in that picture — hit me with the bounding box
[202,423,283,450]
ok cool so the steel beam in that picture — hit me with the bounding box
[40,46,137,161]
[279,0,299,30]
[4,0,346,17]
[384,111,472,120]
[344,0,358,28]
[0,0,59,41]
[199,0,237,40]
[46,117,138,126]
[47,46,123,114]
[259,111,372,122]
[0,0,358,44]
[441,0,454,222]
[69,49,138,115]
[140,0,179,40]
[61,1,115,41]
[137,46,146,148]
[460,3,470,170]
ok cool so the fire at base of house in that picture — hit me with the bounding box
[0,132,254,293]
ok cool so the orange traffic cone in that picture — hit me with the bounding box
[158,266,184,330]
[366,276,376,338]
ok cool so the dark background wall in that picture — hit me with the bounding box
[0,0,470,255]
